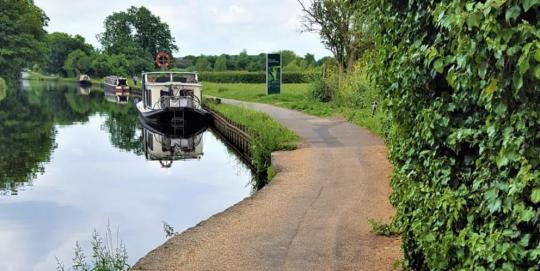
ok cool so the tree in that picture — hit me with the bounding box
[63,50,91,77]
[194,56,210,72]
[280,50,297,66]
[304,53,316,66]
[98,6,178,64]
[45,32,93,76]
[237,49,249,70]
[214,55,227,71]
[284,61,301,72]
[0,0,49,80]
[298,0,372,77]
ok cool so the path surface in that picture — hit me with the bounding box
[132,100,401,271]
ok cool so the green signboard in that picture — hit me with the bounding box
[266,53,282,95]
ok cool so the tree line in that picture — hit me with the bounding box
[0,1,328,82]
[175,50,331,72]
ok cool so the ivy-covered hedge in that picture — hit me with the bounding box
[373,1,540,269]
[198,71,319,83]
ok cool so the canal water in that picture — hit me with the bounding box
[0,81,254,271]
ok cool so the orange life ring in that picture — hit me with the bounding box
[155,52,171,68]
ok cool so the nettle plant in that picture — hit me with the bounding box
[372,0,540,269]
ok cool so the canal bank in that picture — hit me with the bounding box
[132,99,401,270]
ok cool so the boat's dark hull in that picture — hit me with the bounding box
[78,80,92,86]
[139,107,211,124]
[138,115,208,139]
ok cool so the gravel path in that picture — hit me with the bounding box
[132,100,401,271]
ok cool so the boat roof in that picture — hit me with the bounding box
[106,76,127,79]
[142,71,198,75]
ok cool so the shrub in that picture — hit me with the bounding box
[373,1,540,270]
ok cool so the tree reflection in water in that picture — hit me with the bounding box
[0,81,143,195]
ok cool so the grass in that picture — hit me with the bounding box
[202,82,385,135]
[57,224,129,271]
[206,102,298,185]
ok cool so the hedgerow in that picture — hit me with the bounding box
[198,71,319,83]
[372,0,540,269]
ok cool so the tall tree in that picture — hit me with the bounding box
[194,56,211,72]
[280,50,297,66]
[237,49,249,70]
[214,55,227,71]
[45,32,93,75]
[63,49,90,77]
[0,0,49,80]
[98,6,178,59]
[298,0,372,76]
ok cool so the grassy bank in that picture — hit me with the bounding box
[25,71,139,86]
[202,82,385,135]
[206,102,298,184]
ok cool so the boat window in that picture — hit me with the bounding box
[156,75,170,83]
[173,74,197,83]
[172,75,187,83]
[146,74,170,83]
[118,79,127,86]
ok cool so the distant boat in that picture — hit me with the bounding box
[136,72,210,124]
[78,74,92,85]
[104,76,130,103]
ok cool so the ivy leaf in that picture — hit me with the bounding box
[488,199,502,213]
[505,5,521,22]
[523,0,540,11]
[518,53,530,75]
[483,78,498,95]
[513,73,523,90]
[466,13,481,28]
[434,59,444,73]
[534,65,540,79]
[535,49,540,62]
[531,188,540,203]
[478,63,487,79]
[519,209,535,222]
[519,234,531,247]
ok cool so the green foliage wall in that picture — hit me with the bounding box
[373,0,540,269]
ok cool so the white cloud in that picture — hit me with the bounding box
[213,4,253,25]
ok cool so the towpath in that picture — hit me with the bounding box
[132,99,401,271]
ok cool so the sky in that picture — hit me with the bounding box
[34,0,332,59]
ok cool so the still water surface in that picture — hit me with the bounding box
[0,81,253,270]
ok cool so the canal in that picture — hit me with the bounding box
[0,81,254,270]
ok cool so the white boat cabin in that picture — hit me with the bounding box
[141,72,202,111]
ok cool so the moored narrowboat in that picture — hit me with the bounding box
[104,76,130,103]
[78,74,92,85]
[136,72,209,124]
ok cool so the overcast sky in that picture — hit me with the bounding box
[34,0,331,59]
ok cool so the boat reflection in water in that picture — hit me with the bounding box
[140,117,208,167]
[104,90,129,104]
[78,85,91,96]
